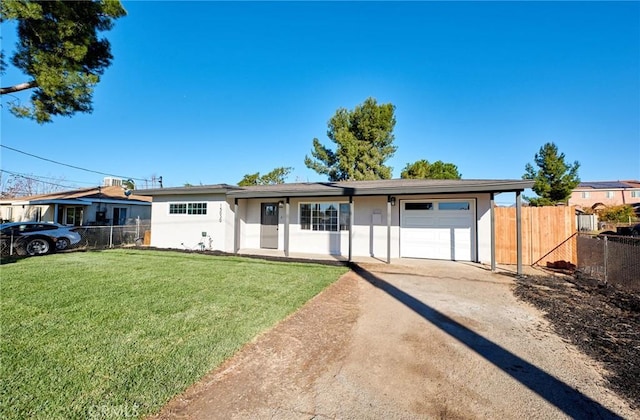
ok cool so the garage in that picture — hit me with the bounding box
[400,200,474,261]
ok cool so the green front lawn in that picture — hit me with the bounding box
[1,249,348,419]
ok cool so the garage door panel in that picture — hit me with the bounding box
[401,201,474,261]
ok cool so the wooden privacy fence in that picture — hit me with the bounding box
[495,206,577,266]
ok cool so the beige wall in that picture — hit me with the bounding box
[568,189,640,208]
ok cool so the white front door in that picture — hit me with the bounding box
[400,200,474,261]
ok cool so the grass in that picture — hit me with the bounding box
[0,249,348,419]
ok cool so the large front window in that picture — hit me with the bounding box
[300,203,350,231]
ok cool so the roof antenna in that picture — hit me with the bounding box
[159,176,163,188]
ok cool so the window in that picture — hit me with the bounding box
[632,191,640,198]
[65,207,83,226]
[169,202,207,215]
[187,203,207,215]
[169,203,186,214]
[300,202,350,231]
[605,191,615,199]
[438,202,470,211]
[405,202,433,210]
[581,192,590,199]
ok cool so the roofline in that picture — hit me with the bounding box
[227,181,533,198]
[0,198,151,206]
[135,180,533,199]
[133,184,238,196]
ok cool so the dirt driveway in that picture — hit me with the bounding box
[151,261,637,419]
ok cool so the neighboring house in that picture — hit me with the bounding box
[0,185,151,226]
[568,181,640,211]
[135,178,533,271]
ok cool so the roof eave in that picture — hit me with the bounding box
[227,181,534,198]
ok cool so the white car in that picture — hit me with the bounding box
[0,222,82,256]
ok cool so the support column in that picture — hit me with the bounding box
[387,196,392,264]
[284,198,290,257]
[348,196,353,262]
[516,191,523,276]
[234,198,239,254]
[490,192,496,272]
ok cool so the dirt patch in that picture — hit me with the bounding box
[150,262,638,419]
[514,274,640,408]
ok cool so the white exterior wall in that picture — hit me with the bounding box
[236,193,491,262]
[149,194,231,251]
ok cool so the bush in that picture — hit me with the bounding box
[597,204,636,223]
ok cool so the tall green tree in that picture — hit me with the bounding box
[238,167,292,186]
[523,142,580,206]
[0,0,126,123]
[401,159,461,180]
[305,97,397,181]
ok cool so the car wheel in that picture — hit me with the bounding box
[25,238,51,256]
[55,237,71,251]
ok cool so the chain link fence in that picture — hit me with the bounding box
[575,233,640,292]
[1,219,151,257]
[72,219,151,250]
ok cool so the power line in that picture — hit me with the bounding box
[1,144,148,182]
[0,169,96,186]
[0,169,84,191]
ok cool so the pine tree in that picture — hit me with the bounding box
[305,97,397,181]
[523,142,580,206]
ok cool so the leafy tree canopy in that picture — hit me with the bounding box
[597,205,635,223]
[0,0,126,123]
[305,97,397,181]
[238,167,292,186]
[400,159,461,180]
[523,142,580,206]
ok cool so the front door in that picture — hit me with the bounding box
[260,203,279,249]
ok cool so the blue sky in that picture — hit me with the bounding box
[1,1,639,194]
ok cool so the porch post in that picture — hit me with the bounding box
[53,204,59,223]
[490,192,496,272]
[516,191,523,276]
[387,195,392,264]
[234,198,239,254]
[284,198,290,257]
[348,195,353,262]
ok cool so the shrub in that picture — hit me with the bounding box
[597,204,635,223]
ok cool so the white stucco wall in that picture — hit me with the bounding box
[236,193,492,262]
[149,194,231,251]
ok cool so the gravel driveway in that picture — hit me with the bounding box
[151,260,637,419]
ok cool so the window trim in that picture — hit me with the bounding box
[299,201,350,232]
[169,202,208,215]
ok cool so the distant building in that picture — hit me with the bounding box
[0,185,151,226]
[568,181,640,212]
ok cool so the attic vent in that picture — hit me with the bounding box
[103,177,123,187]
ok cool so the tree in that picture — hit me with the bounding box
[0,0,126,123]
[400,159,461,180]
[305,97,397,181]
[523,142,580,206]
[238,167,292,186]
[597,205,635,223]
[0,172,66,198]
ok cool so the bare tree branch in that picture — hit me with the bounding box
[0,80,38,95]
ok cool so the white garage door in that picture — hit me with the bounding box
[401,200,474,261]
